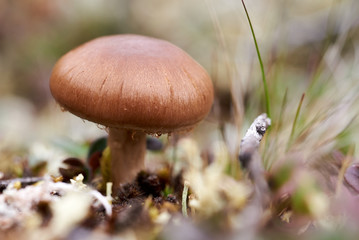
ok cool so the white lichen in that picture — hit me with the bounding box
[0,174,112,231]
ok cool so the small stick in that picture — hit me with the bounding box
[239,113,271,168]
[239,113,271,206]
[182,180,189,217]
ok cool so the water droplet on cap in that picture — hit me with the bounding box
[60,106,67,112]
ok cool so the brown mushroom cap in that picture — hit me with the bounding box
[50,34,214,133]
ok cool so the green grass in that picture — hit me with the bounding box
[287,93,305,151]
[241,0,271,118]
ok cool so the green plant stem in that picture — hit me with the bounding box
[241,0,271,118]
[277,88,288,131]
[287,93,305,151]
[265,88,288,169]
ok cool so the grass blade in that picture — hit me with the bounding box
[241,0,271,118]
[287,93,305,151]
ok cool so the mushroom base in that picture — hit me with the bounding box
[108,128,146,189]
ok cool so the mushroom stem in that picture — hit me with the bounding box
[108,128,146,189]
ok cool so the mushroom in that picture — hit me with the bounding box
[49,34,214,189]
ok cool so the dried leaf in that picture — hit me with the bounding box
[59,158,89,182]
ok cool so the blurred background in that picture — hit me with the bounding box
[1,0,359,174]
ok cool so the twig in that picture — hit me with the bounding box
[239,113,271,168]
[182,180,189,217]
[239,113,271,206]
